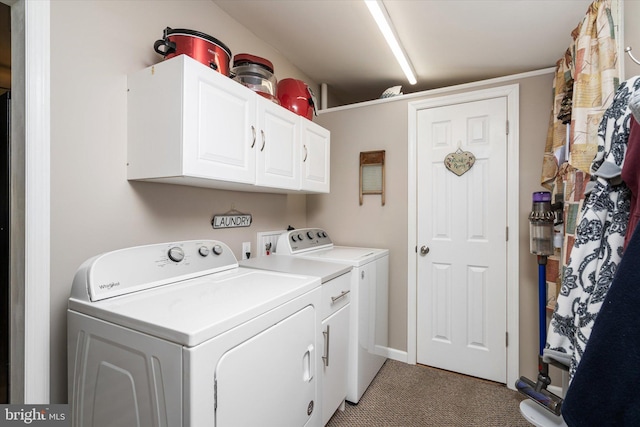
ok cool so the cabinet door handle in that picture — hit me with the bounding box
[322,325,330,367]
[250,126,256,148]
[260,130,266,152]
[303,145,308,162]
[331,290,350,303]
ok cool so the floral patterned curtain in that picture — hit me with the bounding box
[540,0,619,293]
[539,0,624,379]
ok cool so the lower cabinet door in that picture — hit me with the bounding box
[321,304,350,425]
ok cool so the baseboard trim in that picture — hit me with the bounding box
[379,346,408,363]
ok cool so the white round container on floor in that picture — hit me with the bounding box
[519,400,568,427]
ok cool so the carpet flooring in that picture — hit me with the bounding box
[326,360,531,426]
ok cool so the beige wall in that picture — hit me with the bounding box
[49,0,316,402]
[310,72,554,382]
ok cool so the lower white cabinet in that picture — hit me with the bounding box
[127,54,330,193]
[320,273,350,425]
[321,305,350,425]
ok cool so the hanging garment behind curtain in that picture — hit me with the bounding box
[545,76,640,379]
[560,103,640,427]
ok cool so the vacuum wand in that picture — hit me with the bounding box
[537,255,547,355]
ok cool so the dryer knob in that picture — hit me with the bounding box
[297,233,303,241]
[212,244,223,255]
[307,231,314,239]
[168,247,185,263]
[198,246,210,257]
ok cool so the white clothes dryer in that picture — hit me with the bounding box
[275,228,389,404]
[68,240,322,427]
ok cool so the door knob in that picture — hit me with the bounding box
[420,246,430,256]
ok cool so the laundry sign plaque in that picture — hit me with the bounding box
[444,148,476,176]
[211,212,252,229]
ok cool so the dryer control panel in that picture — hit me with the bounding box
[276,228,333,254]
[71,240,238,302]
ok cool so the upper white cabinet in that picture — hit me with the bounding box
[255,96,300,190]
[301,119,331,193]
[127,54,329,193]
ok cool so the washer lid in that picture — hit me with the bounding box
[240,255,352,283]
[295,246,389,267]
[68,268,320,347]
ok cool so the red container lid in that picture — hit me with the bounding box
[164,27,232,60]
[233,53,274,74]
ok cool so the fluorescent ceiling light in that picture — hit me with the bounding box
[364,0,417,85]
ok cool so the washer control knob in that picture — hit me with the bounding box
[291,235,297,242]
[198,246,210,257]
[297,233,303,241]
[212,244,223,256]
[168,247,185,263]
[307,231,314,239]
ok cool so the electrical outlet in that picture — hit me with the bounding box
[242,242,251,260]
[257,230,286,256]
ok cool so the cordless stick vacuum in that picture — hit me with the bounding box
[515,191,564,416]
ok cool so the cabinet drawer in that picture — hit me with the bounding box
[320,272,351,319]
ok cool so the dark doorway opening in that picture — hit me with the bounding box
[0,91,9,404]
[1,0,10,403]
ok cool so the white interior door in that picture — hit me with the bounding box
[416,97,508,383]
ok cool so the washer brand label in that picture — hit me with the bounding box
[98,281,120,290]
[0,405,69,426]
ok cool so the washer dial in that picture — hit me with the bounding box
[168,247,185,262]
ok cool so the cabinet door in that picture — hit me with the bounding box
[300,119,330,193]
[255,96,300,190]
[182,58,257,183]
[321,304,350,425]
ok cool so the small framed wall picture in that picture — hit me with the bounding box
[359,150,385,205]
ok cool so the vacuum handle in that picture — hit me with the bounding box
[153,39,176,56]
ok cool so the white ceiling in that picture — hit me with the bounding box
[214,0,593,106]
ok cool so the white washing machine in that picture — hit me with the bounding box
[275,228,389,404]
[68,240,322,427]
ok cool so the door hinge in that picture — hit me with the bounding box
[506,332,509,347]
[506,226,509,241]
[506,120,509,135]
[214,378,217,411]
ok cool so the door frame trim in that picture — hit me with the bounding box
[5,0,51,402]
[407,85,519,389]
